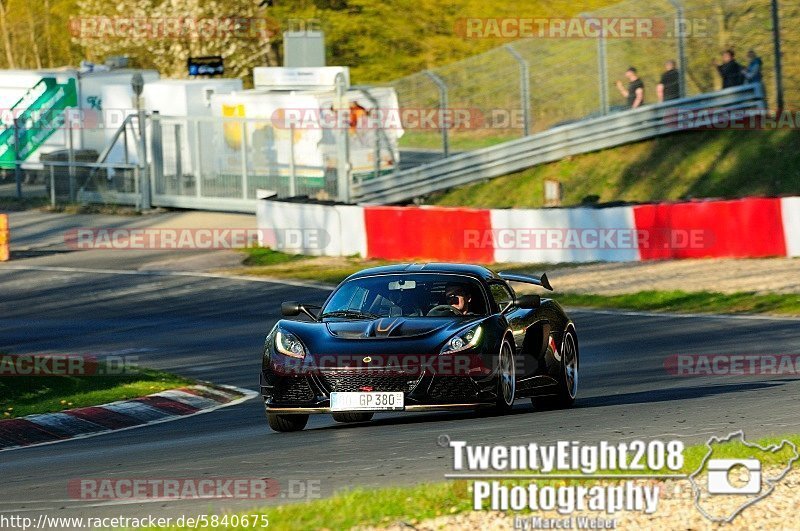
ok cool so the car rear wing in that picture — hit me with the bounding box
[497,272,553,291]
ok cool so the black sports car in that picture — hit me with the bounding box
[260,263,578,432]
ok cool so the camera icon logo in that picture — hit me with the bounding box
[707,458,761,495]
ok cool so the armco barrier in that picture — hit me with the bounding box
[256,197,800,263]
[0,214,8,262]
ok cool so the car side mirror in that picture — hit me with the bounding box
[516,294,541,309]
[281,301,301,316]
[281,301,320,321]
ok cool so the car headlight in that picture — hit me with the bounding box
[441,324,483,354]
[275,329,307,359]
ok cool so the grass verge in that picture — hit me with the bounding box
[0,196,141,215]
[233,249,800,316]
[235,248,584,286]
[559,290,800,316]
[0,358,193,418]
[0,196,50,212]
[427,130,800,209]
[42,203,142,216]
[236,248,395,285]
[154,433,800,530]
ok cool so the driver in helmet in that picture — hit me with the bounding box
[445,284,472,315]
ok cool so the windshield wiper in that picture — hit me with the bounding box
[320,310,381,320]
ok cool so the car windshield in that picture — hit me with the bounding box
[322,274,489,318]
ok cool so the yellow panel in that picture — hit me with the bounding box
[222,104,246,150]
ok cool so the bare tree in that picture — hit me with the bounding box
[0,0,16,68]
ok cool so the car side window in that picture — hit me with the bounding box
[489,282,514,312]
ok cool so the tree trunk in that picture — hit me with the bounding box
[0,0,17,68]
[43,0,53,67]
[28,10,43,69]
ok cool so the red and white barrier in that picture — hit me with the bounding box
[364,206,494,263]
[632,197,786,260]
[782,197,800,258]
[490,206,639,263]
[256,196,800,263]
[256,200,367,257]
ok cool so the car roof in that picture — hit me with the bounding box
[343,263,499,282]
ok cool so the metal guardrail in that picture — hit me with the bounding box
[351,85,765,204]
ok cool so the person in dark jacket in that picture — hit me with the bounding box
[714,49,744,88]
[743,50,763,84]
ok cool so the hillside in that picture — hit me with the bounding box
[427,129,800,208]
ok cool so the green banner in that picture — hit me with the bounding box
[0,77,78,168]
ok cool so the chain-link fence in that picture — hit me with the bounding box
[387,0,793,156]
[151,115,339,204]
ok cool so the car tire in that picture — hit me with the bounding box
[331,412,374,423]
[534,329,578,409]
[492,338,516,414]
[267,413,309,432]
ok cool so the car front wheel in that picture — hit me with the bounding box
[493,338,516,413]
[267,413,309,432]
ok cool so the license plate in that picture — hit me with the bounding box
[330,392,404,411]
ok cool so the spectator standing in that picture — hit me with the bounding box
[742,49,767,105]
[615,67,645,109]
[657,60,681,102]
[743,50,763,84]
[714,49,744,88]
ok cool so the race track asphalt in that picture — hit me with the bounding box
[1,263,799,523]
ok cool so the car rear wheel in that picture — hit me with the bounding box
[267,413,309,432]
[493,338,516,413]
[331,412,374,423]
[534,330,578,409]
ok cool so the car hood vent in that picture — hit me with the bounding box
[327,318,452,338]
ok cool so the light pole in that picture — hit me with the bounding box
[505,44,531,136]
[131,73,150,210]
[771,0,784,111]
[335,72,351,203]
[668,0,688,99]
[424,70,449,157]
